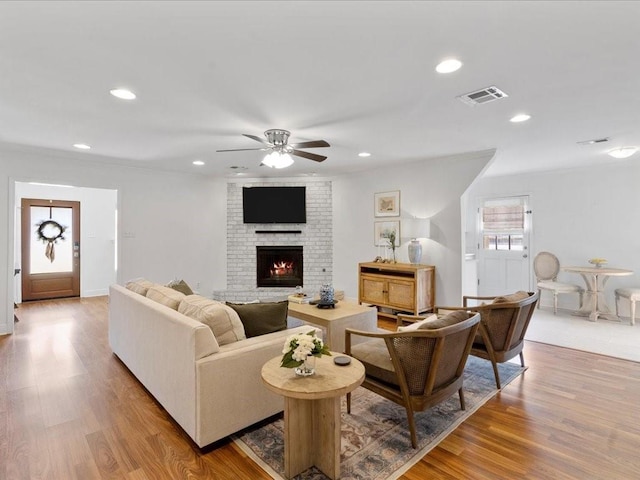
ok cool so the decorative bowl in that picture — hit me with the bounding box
[588,258,607,268]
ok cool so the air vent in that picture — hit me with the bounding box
[457,86,509,106]
[577,137,610,145]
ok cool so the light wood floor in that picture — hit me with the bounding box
[2,297,640,479]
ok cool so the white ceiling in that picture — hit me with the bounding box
[1,1,639,179]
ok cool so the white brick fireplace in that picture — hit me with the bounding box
[213,180,333,302]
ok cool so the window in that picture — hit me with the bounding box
[481,199,525,251]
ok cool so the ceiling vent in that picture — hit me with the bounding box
[457,86,509,106]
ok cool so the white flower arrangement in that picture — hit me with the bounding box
[280,330,331,368]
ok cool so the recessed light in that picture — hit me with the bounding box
[73,143,91,150]
[358,152,371,157]
[510,114,531,123]
[192,160,205,166]
[435,58,462,74]
[110,88,136,100]
[608,147,638,159]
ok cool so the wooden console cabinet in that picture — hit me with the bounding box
[358,262,435,320]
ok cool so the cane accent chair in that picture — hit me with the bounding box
[451,291,538,389]
[345,310,481,448]
[534,251,583,314]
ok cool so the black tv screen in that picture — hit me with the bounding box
[242,186,306,224]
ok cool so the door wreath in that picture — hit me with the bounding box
[36,220,67,263]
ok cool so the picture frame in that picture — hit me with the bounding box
[374,221,400,247]
[374,190,400,217]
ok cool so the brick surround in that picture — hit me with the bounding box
[213,180,333,302]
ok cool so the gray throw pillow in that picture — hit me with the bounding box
[226,300,289,338]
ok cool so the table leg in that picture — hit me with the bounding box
[571,274,619,322]
[283,396,341,480]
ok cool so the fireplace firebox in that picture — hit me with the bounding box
[256,246,303,288]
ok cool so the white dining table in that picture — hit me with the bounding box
[562,266,633,321]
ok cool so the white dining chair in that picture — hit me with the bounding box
[533,252,584,314]
[614,288,640,325]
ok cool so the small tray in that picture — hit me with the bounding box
[333,356,351,366]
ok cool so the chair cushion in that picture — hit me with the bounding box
[226,301,289,338]
[179,295,246,345]
[537,281,582,293]
[350,339,397,386]
[615,288,640,300]
[492,291,531,304]
[418,310,469,329]
[146,285,186,310]
[397,314,437,332]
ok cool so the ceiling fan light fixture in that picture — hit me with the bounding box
[608,146,638,159]
[262,151,294,169]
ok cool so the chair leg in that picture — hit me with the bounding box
[491,360,502,389]
[405,407,418,449]
[537,289,541,309]
[615,294,620,317]
[519,351,525,367]
[553,292,558,315]
[578,292,583,308]
[346,392,351,414]
[631,300,636,326]
[458,387,466,410]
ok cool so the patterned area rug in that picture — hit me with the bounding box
[233,356,525,480]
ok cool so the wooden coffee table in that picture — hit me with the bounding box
[261,354,365,480]
[287,300,377,353]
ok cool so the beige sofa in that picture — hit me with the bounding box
[108,283,309,448]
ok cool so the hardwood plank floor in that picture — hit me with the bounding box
[2,297,639,479]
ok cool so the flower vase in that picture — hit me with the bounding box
[294,355,316,376]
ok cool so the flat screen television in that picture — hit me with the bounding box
[242,186,306,224]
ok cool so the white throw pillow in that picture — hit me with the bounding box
[397,314,438,332]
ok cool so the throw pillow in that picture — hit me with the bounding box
[492,291,530,304]
[166,279,194,296]
[397,314,438,332]
[226,301,289,338]
[179,295,246,346]
[146,285,186,310]
[418,309,470,330]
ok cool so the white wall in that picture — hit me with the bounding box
[1,143,227,334]
[15,182,117,301]
[333,150,495,306]
[467,160,640,313]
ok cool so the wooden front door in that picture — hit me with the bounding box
[21,198,80,301]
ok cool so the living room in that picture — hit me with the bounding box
[2,2,640,478]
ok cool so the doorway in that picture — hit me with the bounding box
[21,198,81,301]
[477,195,532,296]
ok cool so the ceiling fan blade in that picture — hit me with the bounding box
[291,149,327,162]
[289,140,330,149]
[216,147,269,152]
[243,134,272,146]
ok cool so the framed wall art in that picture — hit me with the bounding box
[374,220,400,247]
[374,190,400,217]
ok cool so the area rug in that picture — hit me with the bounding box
[233,356,525,480]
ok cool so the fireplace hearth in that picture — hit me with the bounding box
[256,246,303,288]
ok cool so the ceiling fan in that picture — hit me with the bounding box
[217,129,330,168]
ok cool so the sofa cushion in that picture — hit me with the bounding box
[226,301,289,338]
[125,278,155,296]
[178,295,246,345]
[167,279,194,296]
[418,310,470,329]
[351,339,397,386]
[146,285,186,310]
